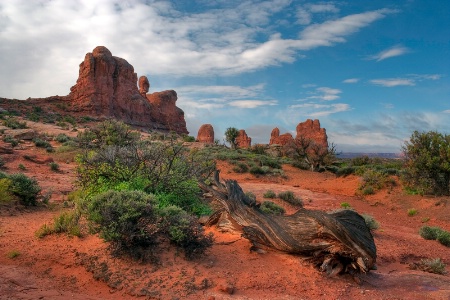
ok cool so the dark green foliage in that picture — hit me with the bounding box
[225,127,239,149]
[86,190,159,260]
[182,135,196,142]
[278,191,303,207]
[3,135,18,147]
[7,173,41,206]
[232,161,249,173]
[84,191,213,260]
[402,130,450,195]
[336,166,356,177]
[0,156,4,169]
[260,201,285,215]
[3,117,27,129]
[33,137,52,149]
[55,133,70,143]
[351,155,371,166]
[437,231,450,247]
[249,166,267,175]
[263,190,276,198]
[49,162,59,171]
[158,205,213,259]
[419,226,443,240]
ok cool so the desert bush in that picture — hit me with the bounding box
[335,166,356,177]
[260,201,285,215]
[351,155,371,166]
[362,214,380,230]
[3,135,19,147]
[55,133,70,143]
[249,166,267,175]
[225,127,239,149]
[410,258,447,275]
[85,190,160,260]
[232,162,249,173]
[182,135,196,142]
[35,224,53,238]
[33,137,52,149]
[407,208,418,216]
[18,164,26,170]
[0,156,4,169]
[437,231,450,247]
[158,205,213,259]
[49,162,59,172]
[7,173,41,206]
[340,202,351,209]
[52,211,81,237]
[3,117,27,129]
[0,178,16,204]
[278,191,303,207]
[7,250,21,259]
[419,226,443,240]
[263,190,276,198]
[402,130,450,195]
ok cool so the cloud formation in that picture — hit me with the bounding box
[343,78,359,83]
[370,78,415,87]
[369,45,410,61]
[0,0,393,98]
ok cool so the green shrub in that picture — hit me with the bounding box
[361,186,375,195]
[232,162,249,173]
[182,135,196,142]
[260,201,285,215]
[53,211,81,236]
[278,191,303,207]
[55,133,70,143]
[0,156,4,169]
[7,173,41,206]
[362,214,380,230]
[35,224,53,238]
[340,202,351,209]
[7,250,21,259]
[437,231,450,247]
[419,226,443,240]
[250,166,267,175]
[407,208,418,216]
[335,166,356,177]
[85,190,159,260]
[411,258,447,275]
[3,117,27,129]
[33,137,52,148]
[263,190,276,198]
[0,178,15,204]
[18,164,26,170]
[3,135,18,147]
[49,162,59,172]
[158,205,213,259]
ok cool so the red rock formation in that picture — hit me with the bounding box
[197,124,214,144]
[269,127,294,146]
[7,46,189,134]
[235,129,251,148]
[295,119,328,148]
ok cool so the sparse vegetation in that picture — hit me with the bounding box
[410,258,447,275]
[278,191,303,207]
[260,201,285,215]
[362,214,380,231]
[7,250,21,259]
[407,208,418,216]
[3,117,27,129]
[263,190,276,198]
[3,135,19,147]
[49,162,60,172]
[419,226,450,247]
[2,172,42,206]
[18,164,26,170]
[340,202,351,209]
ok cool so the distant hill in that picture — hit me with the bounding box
[337,152,402,159]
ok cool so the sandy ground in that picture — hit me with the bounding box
[1,122,450,299]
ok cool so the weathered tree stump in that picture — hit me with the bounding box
[199,171,377,276]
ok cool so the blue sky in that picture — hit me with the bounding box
[1,0,449,152]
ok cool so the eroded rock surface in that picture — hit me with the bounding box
[236,129,251,148]
[296,119,328,148]
[197,124,214,144]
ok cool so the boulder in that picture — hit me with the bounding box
[235,129,251,148]
[4,129,36,140]
[197,124,214,144]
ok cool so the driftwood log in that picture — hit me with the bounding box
[199,171,377,276]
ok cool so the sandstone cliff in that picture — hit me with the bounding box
[269,119,328,148]
[236,129,251,148]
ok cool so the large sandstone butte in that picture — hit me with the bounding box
[2,46,188,134]
[296,119,328,148]
[269,119,328,148]
[236,129,252,148]
[197,124,214,144]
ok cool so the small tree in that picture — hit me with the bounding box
[402,131,450,195]
[225,127,239,149]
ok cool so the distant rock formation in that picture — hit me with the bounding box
[269,127,294,146]
[268,119,328,148]
[296,119,328,148]
[1,46,188,134]
[236,129,251,148]
[197,124,214,144]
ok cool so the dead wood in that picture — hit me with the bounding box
[199,171,377,276]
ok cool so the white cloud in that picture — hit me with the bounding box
[229,100,278,108]
[289,102,350,117]
[343,78,359,83]
[370,78,415,87]
[296,3,339,25]
[177,84,265,98]
[300,86,342,101]
[0,1,394,98]
[443,110,450,114]
[369,45,409,61]
[309,4,340,13]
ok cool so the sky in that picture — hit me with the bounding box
[1,0,449,153]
